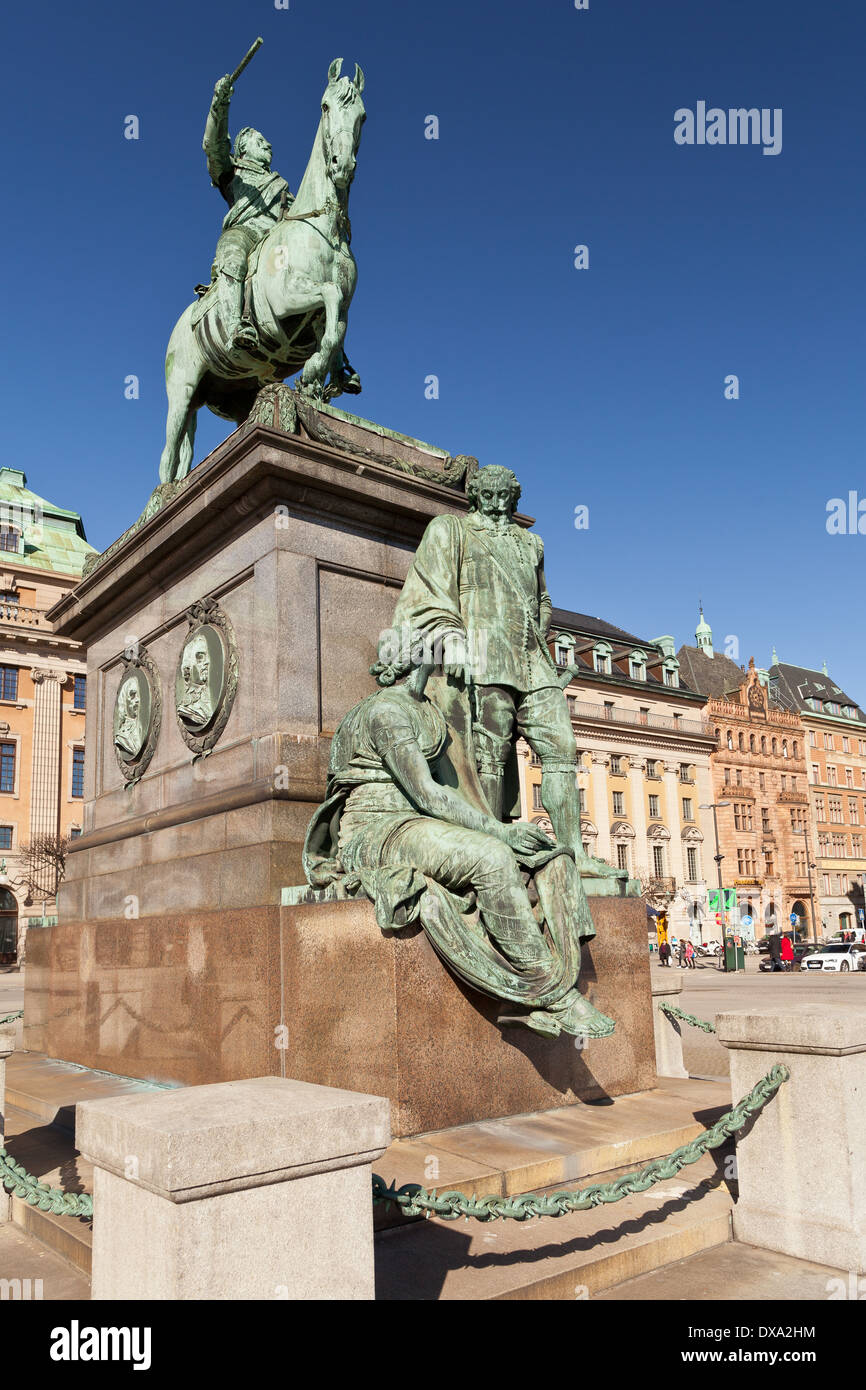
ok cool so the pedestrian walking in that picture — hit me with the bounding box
[677,939,686,968]
[658,939,671,967]
[685,939,696,969]
[768,932,783,973]
[780,934,794,972]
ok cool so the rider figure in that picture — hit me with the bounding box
[203,73,294,358]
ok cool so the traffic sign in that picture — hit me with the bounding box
[789,913,798,925]
[741,914,753,927]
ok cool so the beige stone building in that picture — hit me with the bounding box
[518,608,718,943]
[679,614,812,939]
[770,659,866,938]
[0,468,95,962]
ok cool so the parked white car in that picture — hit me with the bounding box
[800,943,866,974]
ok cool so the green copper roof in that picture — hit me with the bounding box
[0,468,96,578]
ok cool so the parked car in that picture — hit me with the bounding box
[758,942,813,972]
[800,943,866,974]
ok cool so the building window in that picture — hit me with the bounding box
[822,874,831,895]
[566,695,576,715]
[738,732,745,752]
[824,732,834,750]
[771,739,777,756]
[594,643,611,675]
[759,771,766,791]
[72,747,85,799]
[849,799,859,825]
[765,851,775,875]
[811,763,819,784]
[827,766,837,786]
[846,768,854,788]
[603,700,615,719]
[639,707,649,725]
[616,842,629,872]
[73,675,87,710]
[760,736,767,754]
[829,797,843,824]
[68,826,82,841]
[0,825,11,850]
[679,763,692,783]
[809,731,817,747]
[726,731,734,750]
[610,754,622,775]
[0,742,15,793]
[724,767,731,784]
[735,769,743,786]
[0,528,20,554]
[646,759,658,778]
[762,807,771,833]
[781,774,787,791]
[612,791,624,816]
[0,666,18,702]
[782,740,788,758]
[649,795,660,819]
[652,844,665,877]
[531,783,542,811]
[853,835,862,857]
[686,846,698,881]
[682,798,693,821]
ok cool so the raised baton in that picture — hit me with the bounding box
[230,37,263,84]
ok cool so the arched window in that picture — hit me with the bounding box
[761,736,767,754]
[792,741,798,758]
[738,733,745,752]
[772,738,777,756]
[662,658,679,689]
[715,727,721,744]
[749,735,756,753]
[727,730,733,750]
[629,649,647,681]
[782,740,788,758]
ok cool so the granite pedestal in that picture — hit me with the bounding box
[25,893,654,1136]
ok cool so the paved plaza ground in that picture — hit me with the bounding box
[653,955,866,1077]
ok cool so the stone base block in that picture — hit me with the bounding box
[24,894,655,1136]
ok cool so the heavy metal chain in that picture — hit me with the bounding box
[657,1001,717,1033]
[372,1063,788,1222]
[0,1148,93,1219]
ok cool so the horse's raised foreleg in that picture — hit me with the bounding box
[297,284,344,400]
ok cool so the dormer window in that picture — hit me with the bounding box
[0,528,20,555]
[593,641,612,675]
[662,658,679,688]
[629,649,647,681]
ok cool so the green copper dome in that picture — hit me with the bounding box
[0,468,96,577]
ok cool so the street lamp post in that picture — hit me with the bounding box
[792,825,819,944]
[700,801,731,969]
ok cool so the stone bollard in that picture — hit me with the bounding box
[77,1076,390,1300]
[0,1024,15,1224]
[717,1009,866,1273]
[650,973,689,1079]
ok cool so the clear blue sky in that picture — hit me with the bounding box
[7,0,865,698]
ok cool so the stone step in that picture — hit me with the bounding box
[3,1102,93,1277]
[0,1220,91,1302]
[374,1075,731,1230]
[6,1050,171,1131]
[374,1152,733,1299]
[594,1238,850,1301]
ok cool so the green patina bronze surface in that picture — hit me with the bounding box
[160,45,366,484]
[292,466,641,1034]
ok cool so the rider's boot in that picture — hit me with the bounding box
[216,269,260,356]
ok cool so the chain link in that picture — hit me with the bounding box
[657,1001,717,1033]
[372,1063,788,1221]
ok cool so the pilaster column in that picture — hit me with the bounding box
[29,668,67,842]
[663,761,682,881]
[628,757,648,875]
[589,753,611,862]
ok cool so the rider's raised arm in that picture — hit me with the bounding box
[203,74,234,198]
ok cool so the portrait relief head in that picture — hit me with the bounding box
[176,625,225,731]
[113,670,150,760]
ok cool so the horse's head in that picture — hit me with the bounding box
[321,58,366,189]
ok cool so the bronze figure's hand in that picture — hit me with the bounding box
[213,75,233,106]
[503,823,553,856]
